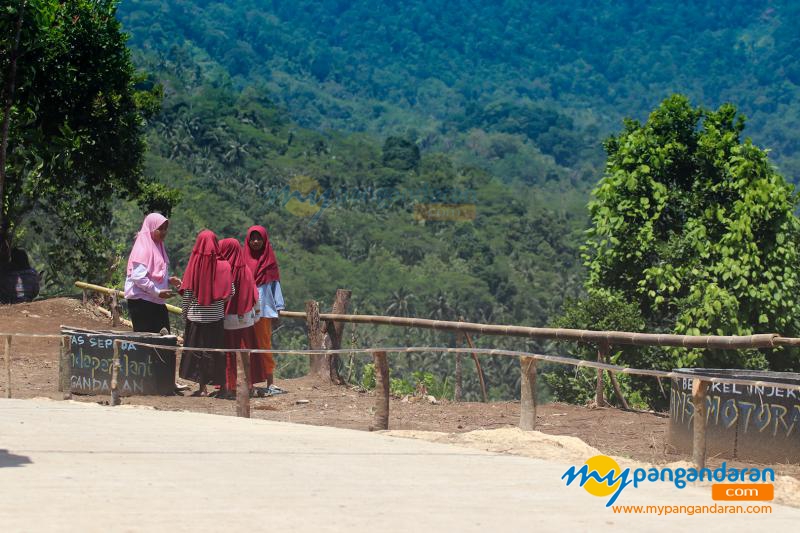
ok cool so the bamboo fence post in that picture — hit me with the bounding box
[236,351,251,418]
[692,378,710,469]
[110,339,121,406]
[59,335,72,398]
[454,330,463,401]
[4,335,11,398]
[372,351,389,430]
[464,332,488,402]
[595,342,608,407]
[519,356,537,430]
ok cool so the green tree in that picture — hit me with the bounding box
[381,136,420,171]
[0,0,176,285]
[581,95,800,372]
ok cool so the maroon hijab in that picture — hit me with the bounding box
[218,238,258,315]
[181,230,232,306]
[244,225,280,285]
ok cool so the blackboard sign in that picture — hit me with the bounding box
[59,327,178,396]
[668,368,800,463]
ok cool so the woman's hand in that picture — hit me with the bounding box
[158,289,175,299]
[169,276,182,288]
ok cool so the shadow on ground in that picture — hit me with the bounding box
[0,449,32,468]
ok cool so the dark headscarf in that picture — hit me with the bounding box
[181,230,232,306]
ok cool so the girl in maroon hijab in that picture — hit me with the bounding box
[218,238,262,396]
[178,230,234,396]
[244,225,284,390]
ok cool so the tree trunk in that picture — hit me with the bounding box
[0,1,25,251]
[321,288,351,384]
[306,300,326,376]
[308,290,351,383]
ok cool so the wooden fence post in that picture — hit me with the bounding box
[110,339,122,406]
[595,342,608,407]
[4,335,11,399]
[82,289,88,305]
[59,335,72,398]
[306,300,326,377]
[236,351,251,418]
[454,330,463,401]
[519,356,537,430]
[372,351,389,430]
[111,292,120,327]
[692,378,710,469]
[321,289,351,384]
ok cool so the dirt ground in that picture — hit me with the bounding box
[2,297,798,483]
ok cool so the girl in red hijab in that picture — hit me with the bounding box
[218,238,262,396]
[244,225,284,391]
[178,230,234,396]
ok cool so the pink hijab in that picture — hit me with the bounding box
[127,213,169,282]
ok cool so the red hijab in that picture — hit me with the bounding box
[244,225,280,285]
[218,238,258,315]
[181,230,232,306]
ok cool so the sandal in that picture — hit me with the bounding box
[190,390,209,397]
[267,384,287,395]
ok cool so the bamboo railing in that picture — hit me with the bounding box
[69,281,800,469]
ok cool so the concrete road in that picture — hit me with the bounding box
[0,398,796,532]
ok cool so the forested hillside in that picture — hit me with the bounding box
[13,0,799,401]
[118,0,800,179]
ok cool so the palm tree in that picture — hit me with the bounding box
[385,287,416,317]
[429,290,454,321]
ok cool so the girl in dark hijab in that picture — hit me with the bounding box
[178,230,233,396]
[218,238,261,397]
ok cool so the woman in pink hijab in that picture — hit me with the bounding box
[123,213,181,333]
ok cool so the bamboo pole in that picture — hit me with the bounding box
[4,335,11,398]
[236,351,251,418]
[110,339,121,406]
[74,282,181,314]
[278,310,779,349]
[77,282,786,349]
[692,379,710,469]
[372,351,389,430]
[519,356,537,430]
